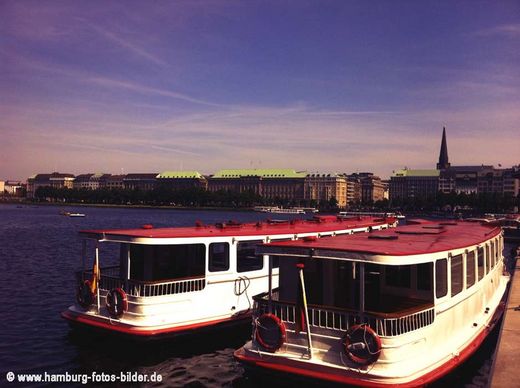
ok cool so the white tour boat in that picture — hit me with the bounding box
[235,219,508,386]
[61,215,396,339]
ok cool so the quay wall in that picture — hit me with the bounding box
[490,245,520,388]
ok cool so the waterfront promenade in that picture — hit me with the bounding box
[490,246,520,387]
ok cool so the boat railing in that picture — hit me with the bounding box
[254,292,434,337]
[77,266,206,297]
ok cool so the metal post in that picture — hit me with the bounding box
[359,262,365,314]
[95,242,100,313]
[126,246,131,291]
[298,265,313,359]
[267,255,273,313]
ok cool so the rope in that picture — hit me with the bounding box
[234,276,252,314]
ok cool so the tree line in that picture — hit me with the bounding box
[33,186,339,210]
[33,186,519,213]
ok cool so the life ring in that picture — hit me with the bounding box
[343,324,381,365]
[106,288,128,318]
[255,313,286,352]
[76,280,94,308]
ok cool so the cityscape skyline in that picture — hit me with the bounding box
[1,1,519,181]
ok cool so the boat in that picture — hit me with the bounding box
[253,206,306,214]
[234,219,508,386]
[339,211,405,220]
[493,215,520,243]
[61,215,397,340]
[60,211,86,217]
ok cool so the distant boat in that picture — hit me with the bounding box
[68,213,86,217]
[61,211,86,217]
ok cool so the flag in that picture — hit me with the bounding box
[89,260,100,294]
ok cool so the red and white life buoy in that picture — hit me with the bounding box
[255,313,286,352]
[106,288,128,318]
[343,324,382,365]
[76,280,94,309]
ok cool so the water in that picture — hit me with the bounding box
[0,204,507,387]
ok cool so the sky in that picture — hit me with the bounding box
[1,0,519,181]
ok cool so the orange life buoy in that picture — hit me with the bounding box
[77,280,94,309]
[255,313,286,352]
[106,288,128,318]
[343,324,381,365]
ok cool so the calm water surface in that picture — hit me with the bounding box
[0,204,507,387]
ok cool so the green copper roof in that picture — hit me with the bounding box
[393,169,440,177]
[212,169,307,179]
[157,171,203,179]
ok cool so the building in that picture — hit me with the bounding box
[436,128,520,197]
[389,169,440,201]
[123,173,158,191]
[348,172,386,204]
[156,171,208,190]
[73,174,94,190]
[103,175,125,190]
[27,172,75,198]
[0,180,4,194]
[345,175,362,206]
[208,169,306,202]
[4,181,24,195]
[304,173,347,208]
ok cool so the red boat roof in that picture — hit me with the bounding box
[258,220,501,258]
[80,216,394,241]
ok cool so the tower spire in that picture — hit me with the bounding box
[437,126,450,170]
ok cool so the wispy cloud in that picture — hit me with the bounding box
[472,23,520,38]
[89,24,167,66]
[87,77,224,107]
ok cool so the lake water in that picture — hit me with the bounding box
[0,204,508,387]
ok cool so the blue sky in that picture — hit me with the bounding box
[1,1,519,180]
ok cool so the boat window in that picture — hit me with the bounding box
[451,254,463,296]
[237,240,264,272]
[385,265,411,288]
[209,243,229,272]
[271,256,280,269]
[436,259,448,298]
[466,250,476,288]
[490,242,495,269]
[417,263,432,291]
[130,244,205,281]
[477,247,485,280]
[485,245,490,274]
[496,240,499,265]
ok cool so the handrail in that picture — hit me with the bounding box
[254,292,435,337]
[77,267,206,297]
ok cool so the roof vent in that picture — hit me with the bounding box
[302,236,317,242]
[141,224,153,229]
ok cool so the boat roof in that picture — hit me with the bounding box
[257,220,501,260]
[79,215,393,241]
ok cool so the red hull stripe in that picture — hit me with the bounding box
[61,310,248,337]
[234,304,504,387]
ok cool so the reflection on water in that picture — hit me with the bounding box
[0,204,510,387]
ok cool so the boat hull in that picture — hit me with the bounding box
[235,291,507,387]
[62,308,251,341]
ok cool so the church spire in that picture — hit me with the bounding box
[436,126,450,170]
